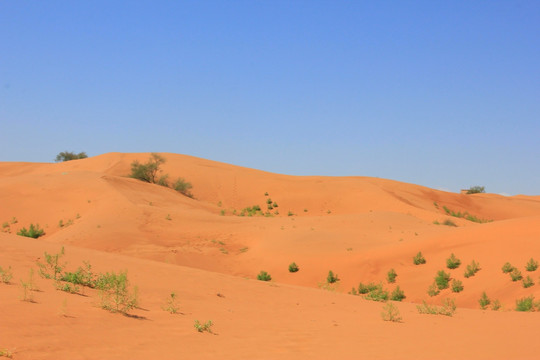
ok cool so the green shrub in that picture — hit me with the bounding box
[427,282,440,297]
[61,261,96,288]
[417,299,456,317]
[510,268,523,281]
[502,262,515,273]
[162,292,180,314]
[96,271,139,314]
[326,270,339,284]
[357,282,379,294]
[491,299,502,311]
[288,262,299,273]
[466,186,485,194]
[37,247,65,280]
[257,271,272,281]
[381,302,402,322]
[194,320,213,333]
[515,296,535,312]
[55,151,88,162]
[240,205,263,217]
[17,223,45,238]
[523,276,534,288]
[413,252,426,265]
[130,153,166,183]
[451,279,464,293]
[446,253,461,269]
[173,178,193,197]
[435,270,451,290]
[478,291,490,310]
[55,281,80,294]
[525,258,538,272]
[0,266,13,284]
[464,260,481,278]
[157,174,169,187]
[390,286,406,301]
[386,269,397,283]
[364,284,389,302]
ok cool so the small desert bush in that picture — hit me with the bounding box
[55,281,80,294]
[194,320,213,333]
[61,261,96,288]
[446,253,461,269]
[386,269,397,283]
[464,260,481,278]
[96,271,139,314]
[466,186,485,194]
[515,296,535,312]
[240,205,263,217]
[525,258,538,272]
[491,299,502,311]
[257,271,272,281]
[0,348,13,358]
[55,151,88,162]
[0,266,13,284]
[162,292,180,314]
[288,262,299,273]
[130,153,166,183]
[390,286,406,301]
[478,291,491,310]
[427,282,440,297]
[501,262,515,273]
[356,282,379,295]
[413,252,426,265]
[20,268,37,302]
[451,279,464,293]
[523,276,534,288]
[381,302,402,322]
[417,299,456,317]
[326,270,339,284]
[364,284,389,302]
[37,247,66,280]
[173,178,193,197]
[435,270,451,290]
[510,268,523,282]
[17,223,45,238]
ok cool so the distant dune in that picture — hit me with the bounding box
[2,152,540,359]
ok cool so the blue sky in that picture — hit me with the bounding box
[1,1,539,195]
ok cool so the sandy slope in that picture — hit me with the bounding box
[2,152,540,359]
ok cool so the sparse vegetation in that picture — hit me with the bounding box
[417,299,456,317]
[381,302,402,322]
[61,261,96,288]
[364,283,389,302]
[173,178,193,197]
[55,151,88,162]
[55,281,80,294]
[502,262,515,273]
[525,258,538,272]
[427,282,440,297]
[0,348,13,358]
[0,266,13,284]
[464,260,481,278]
[510,268,523,282]
[162,292,180,314]
[37,247,65,280]
[130,153,166,183]
[326,270,339,284]
[20,268,37,302]
[446,253,461,269]
[353,282,378,295]
[466,186,485,194]
[386,269,397,283]
[288,262,299,273]
[442,206,491,223]
[435,270,451,290]
[239,205,263,217]
[17,223,45,238]
[479,291,491,309]
[390,286,406,301]
[257,271,272,281]
[491,299,502,311]
[451,279,464,293]
[523,275,534,288]
[515,296,535,312]
[194,320,213,333]
[96,271,139,314]
[413,252,426,265]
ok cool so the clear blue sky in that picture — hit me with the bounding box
[1,1,539,195]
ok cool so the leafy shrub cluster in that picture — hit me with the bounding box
[130,153,193,197]
[96,271,139,313]
[525,258,538,272]
[446,253,461,269]
[194,320,213,333]
[417,299,456,317]
[464,260,481,278]
[451,279,464,293]
[413,252,426,265]
[257,271,272,281]
[327,270,339,284]
[288,262,299,273]
[55,151,88,162]
[17,223,45,239]
[442,206,491,223]
[434,270,451,290]
[0,266,13,284]
[479,292,491,309]
[466,186,485,194]
[386,269,397,283]
[381,302,402,322]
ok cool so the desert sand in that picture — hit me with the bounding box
[1,152,540,359]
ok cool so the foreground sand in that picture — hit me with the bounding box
[1,152,540,359]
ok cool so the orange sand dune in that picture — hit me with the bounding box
[2,152,540,358]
